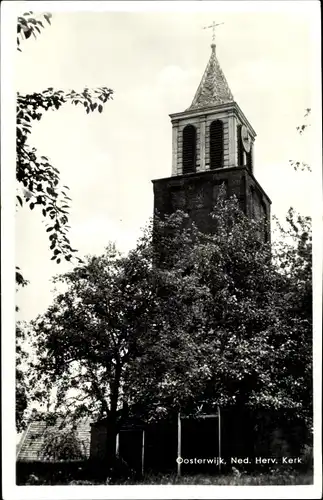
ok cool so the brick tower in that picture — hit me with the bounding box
[152,41,271,241]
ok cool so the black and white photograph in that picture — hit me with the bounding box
[1,1,322,498]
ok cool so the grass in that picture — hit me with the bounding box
[67,471,313,486]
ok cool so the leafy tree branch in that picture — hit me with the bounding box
[16,12,114,273]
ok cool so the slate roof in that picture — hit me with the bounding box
[16,418,92,462]
[188,44,234,111]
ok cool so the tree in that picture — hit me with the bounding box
[16,12,113,273]
[147,196,312,425]
[27,229,210,458]
[23,193,312,469]
[271,208,312,427]
[27,240,188,463]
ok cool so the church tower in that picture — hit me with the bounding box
[152,39,271,241]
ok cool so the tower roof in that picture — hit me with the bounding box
[188,44,234,111]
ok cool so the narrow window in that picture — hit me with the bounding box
[250,186,255,218]
[182,125,196,174]
[246,146,253,173]
[210,120,224,169]
[261,201,268,242]
[237,124,244,166]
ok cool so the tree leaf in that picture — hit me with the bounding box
[44,14,51,25]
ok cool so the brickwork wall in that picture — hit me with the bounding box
[245,175,271,242]
[89,425,108,460]
[153,167,271,239]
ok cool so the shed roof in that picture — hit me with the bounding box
[16,418,92,462]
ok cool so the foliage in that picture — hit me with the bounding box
[296,108,311,136]
[270,208,312,427]
[16,266,29,288]
[145,197,312,425]
[16,10,114,430]
[40,425,88,461]
[16,322,32,432]
[22,194,312,451]
[289,108,311,172]
[16,12,113,270]
[16,261,30,430]
[17,11,52,51]
[27,239,189,449]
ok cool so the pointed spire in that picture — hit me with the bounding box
[188,44,234,111]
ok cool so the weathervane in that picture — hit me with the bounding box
[202,21,224,44]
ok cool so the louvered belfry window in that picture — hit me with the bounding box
[210,120,224,169]
[182,125,196,174]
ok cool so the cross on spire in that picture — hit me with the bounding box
[202,21,224,44]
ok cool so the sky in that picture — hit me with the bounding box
[11,1,321,322]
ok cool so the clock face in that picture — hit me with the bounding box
[241,125,251,153]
